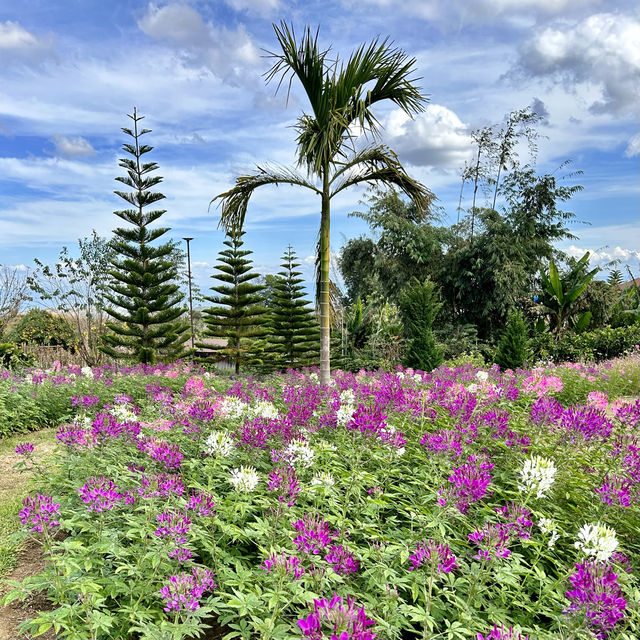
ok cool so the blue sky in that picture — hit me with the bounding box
[1,0,638,296]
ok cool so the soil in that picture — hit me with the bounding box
[0,538,55,640]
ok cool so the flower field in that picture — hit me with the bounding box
[2,357,640,640]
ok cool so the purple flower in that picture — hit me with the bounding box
[495,503,533,540]
[268,466,300,507]
[565,561,626,638]
[595,475,633,507]
[477,625,529,640]
[408,539,457,573]
[325,544,360,575]
[292,514,338,554]
[71,394,100,408]
[262,552,305,579]
[159,566,216,612]
[297,594,376,639]
[185,490,215,516]
[138,473,185,499]
[420,430,463,457]
[78,476,123,513]
[468,523,511,561]
[19,494,60,533]
[156,509,192,563]
[15,442,34,455]
[444,458,493,513]
[138,437,183,469]
[56,424,97,449]
[561,406,613,441]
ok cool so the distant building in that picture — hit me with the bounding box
[193,337,234,371]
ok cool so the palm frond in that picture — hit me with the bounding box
[211,164,320,231]
[330,145,434,213]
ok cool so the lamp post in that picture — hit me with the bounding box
[182,237,195,352]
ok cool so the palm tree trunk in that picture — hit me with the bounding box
[319,172,331,385]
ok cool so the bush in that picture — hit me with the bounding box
[531,325,640,363]
[494,311,530,370]
[0,343,36,370]
[7,309,77,350]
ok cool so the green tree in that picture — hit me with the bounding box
[7,309,77,350]
[399,277,443,371]
[101,109,189,364]
[494,311,530,370]
[538,252,599,338]
[269,246,319,370]
[212,23,432,384]
[27,232,113,366]
[202,229,269,374]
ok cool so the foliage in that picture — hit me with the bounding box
[0,265,31,337]
[538,252,599,337]
[101,108,189,365]
[0,342,36,370]
[1,357,640,639]
[7,309,77,350]
[27,232,113,366]
[494,311,531,370]
[202,229,270,374]
[212,23,433,384]
[531,325,640,363]
[268,247,319,370]
[399,278,443,371]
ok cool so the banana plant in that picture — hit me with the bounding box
[538,252,599,338]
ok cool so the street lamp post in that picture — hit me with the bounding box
[183,237,195,352]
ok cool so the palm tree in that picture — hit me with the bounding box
[212,23,433,384]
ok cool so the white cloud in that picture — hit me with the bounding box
[0,20,54,63]
[625,133,640,157]
[382,104,473,170]
[50,135,95,158]
[564,244,640,269]
[515,13,640,115]
[224,0,280,15]
[137,3,261,86]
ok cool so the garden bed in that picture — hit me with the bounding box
[1,358,639,640]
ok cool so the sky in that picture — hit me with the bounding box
[0,0,638,296]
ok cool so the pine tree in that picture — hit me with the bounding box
[399,277,443,372]
[202,229,269,373]
[270,246,320,370]
[494,310,530,371]
[101,108,189,365]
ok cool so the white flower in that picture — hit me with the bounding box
[284,440,315,469]
[309,372,319,383]
[336,404,356,427]
[229,466,260,492]
[519,455,557,498]
[24,374,33,384]
[81,366,94,379]
[220,397,250,420]
[575,523,619,561]
[310,471,335,489]
[251,400,279,420]
[475,370,489,382]
[413,373,423,383]
[203,372,212,379]
[396,372,405,380]
[111,404,138,423]
[205,430,235,457]
[466,383,479,394]
[539,518,560,548]
[316,440,337,452]
[340,389,356,406]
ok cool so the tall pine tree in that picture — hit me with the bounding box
[270,247,320,370]
[202,229,269,373]
[101,108,189,364]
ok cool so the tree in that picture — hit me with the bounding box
[398,277,443,371]
[202,229,269,374]
[27,232,113,365]
[494,311,530,370]
[7,309,77,350]
[101,108,189,364]
[0,265,30,337]
[212,23,432,384]
[269,246,319,369]
[538,252,599,338]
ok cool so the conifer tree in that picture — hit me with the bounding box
[202,229,269,373]
[270,247,320,370]
[495,311,530,371]
[101,108,189,364]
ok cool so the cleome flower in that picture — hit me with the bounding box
[574,523,619,562]
[538,518,560,548]
[204,430,235,457]
[298,594,376,639]
[518,455,557,499]
[228,466,260,493]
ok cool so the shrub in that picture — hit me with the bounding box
[0,343,36,370]
[7,309,77,350]
[494,311,530,370]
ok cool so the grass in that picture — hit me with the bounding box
[0,429,57,579]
